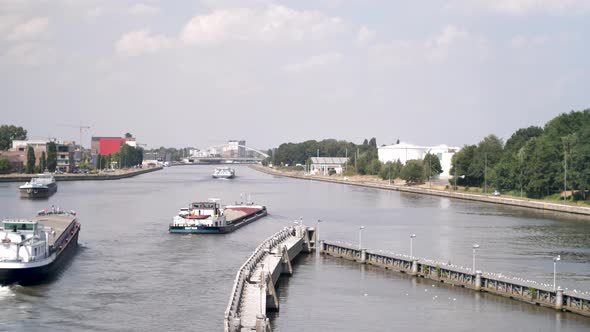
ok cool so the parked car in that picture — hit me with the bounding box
[492,190,500,196]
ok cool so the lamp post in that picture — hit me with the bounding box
[358,226,365,250]
[484,153,487,194]
[553,255,561,291]
[410,234,416,258]
[472,243,480,272]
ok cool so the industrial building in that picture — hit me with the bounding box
[377,142,460,179]
[310,157,349,176]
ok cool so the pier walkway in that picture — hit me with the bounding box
[321,241,590,318]
[224,226,315,332]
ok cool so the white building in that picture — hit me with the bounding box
[310,157,349,176]
[378,142,460,179]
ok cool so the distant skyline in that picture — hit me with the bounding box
[1,0,588,150]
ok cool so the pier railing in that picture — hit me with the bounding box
[322,241,590,317]
[224,226,307,331]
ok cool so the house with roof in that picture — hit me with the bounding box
[310,157,349,176]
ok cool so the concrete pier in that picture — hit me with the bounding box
[224,225,315,332]
[321,241,590,318]
[0,166,163,183]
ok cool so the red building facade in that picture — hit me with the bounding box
[99,138,126,155]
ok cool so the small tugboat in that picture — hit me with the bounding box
[169,199,267,234]
[212,167,235,179]
[0,207,81,285]
[19,173,58,198]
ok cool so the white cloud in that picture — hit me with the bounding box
[282,52,343,73]
[115,29,173,57]
[181,4,344,45]
[425,25,469,63]
[368,25,487,68]
[356,25,375,46]
[4,17,49,41]
[1,42,56,66]
[128,3,160,16]
[447,0,590,15]
[86,7,103,19]
[508,34,550,49]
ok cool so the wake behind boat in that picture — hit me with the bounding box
[212,167,235,179]
[169,199,267,234]
[19,174,57,198]
[0,207,81,285]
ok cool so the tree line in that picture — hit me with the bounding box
[266,138,444,184]
[97,144,144,169]
[452,109,590,200]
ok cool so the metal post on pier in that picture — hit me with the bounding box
[553,255,561,291]
[411,259,418,275]
[316,219,322,247]
[410,234,416,258]
[472,243,480,272]
[360,249,367,264]
[555,287,564,311]
[359,226,365,250]
[475,271,482,291]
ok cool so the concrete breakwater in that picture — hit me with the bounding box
[0,167,163,183]
[251,165,590,217]
[224,225,316,332]
[321,241,590,318]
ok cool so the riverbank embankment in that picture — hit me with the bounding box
[0,166,163,183]
[251,165,590,217]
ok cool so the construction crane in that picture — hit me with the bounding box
[58,124,90,150]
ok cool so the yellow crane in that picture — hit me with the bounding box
[58,124,90,150]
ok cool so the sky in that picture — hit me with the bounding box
[1,0,589,150]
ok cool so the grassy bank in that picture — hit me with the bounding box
[251,165,590,217]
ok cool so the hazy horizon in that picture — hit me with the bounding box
[1,0,588,150]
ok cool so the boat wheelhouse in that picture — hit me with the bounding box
[19,174,58,198]
[212,167,235,179]
[0,208,80,284]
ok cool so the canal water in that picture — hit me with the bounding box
[0,166,588,331]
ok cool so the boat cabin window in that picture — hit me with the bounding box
[2,222,36,231]
[191,203,217,209]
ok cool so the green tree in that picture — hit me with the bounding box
[467,135,504,189]
[504,126,544,153]
[379,160,402,180]
[522,137,561,197]
[39,151,47,172]
[0,125,27,150]
[570,127,590,200]
[400,160,425,185]
[423,153,443,180]
[367,159,382,175]
[369,137,377,149]
[25,146,36,173]
[450,145,477,186]
[491,126,543,192]
[0,158,11,173]
[46,142,57,172]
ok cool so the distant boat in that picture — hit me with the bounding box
[169,199,267,234]
[19,174,57,198]
[212,167,235,179]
